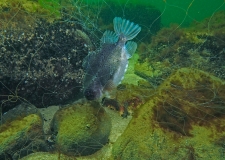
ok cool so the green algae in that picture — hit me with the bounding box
[21,152,75,160]
[0,0,61,26]
[112,68,225,159]
[51,102,111,156]
[0,114,43,152]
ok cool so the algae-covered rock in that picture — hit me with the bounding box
[0,103,44,159]
[21,152,75,160]
[0,0,61,27]
[112,68,225,159]
[138,11,225,84]
[51,101,111,156]
[0,15,90,112]
[134,60,163,83]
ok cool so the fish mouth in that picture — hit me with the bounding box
[84,88,101,100]
[84,88,96,100]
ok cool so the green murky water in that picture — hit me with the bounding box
[81,0,225,26]
[1,0,225,159]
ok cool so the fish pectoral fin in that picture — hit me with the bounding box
[125,41,137,58]
[104,89,117,99]
[103,80,117,99]
[101,30,118,44]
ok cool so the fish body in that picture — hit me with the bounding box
[83,17,141,100]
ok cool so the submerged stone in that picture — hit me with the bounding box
[20,152,75,160]
[0,103,44,159]
[51,101,111,156]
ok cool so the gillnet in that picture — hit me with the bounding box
[0,0,225,159]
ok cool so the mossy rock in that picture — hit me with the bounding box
[21,152,75,160]
[51,101,111,156]
[134,61,163,81]
[0,0,61,29]
[0,110,44,159]
[112,68,225,159]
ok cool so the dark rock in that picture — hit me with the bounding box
[0,16,92,112]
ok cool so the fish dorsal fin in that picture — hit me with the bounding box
[125,41,137,59]
[113,17,141,41]
[101,30,118,44]
[82,51,96,69]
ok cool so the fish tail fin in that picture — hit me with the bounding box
[113,17,141,41]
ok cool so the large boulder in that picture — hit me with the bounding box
[0,2,92,112]
[112,68,225,159]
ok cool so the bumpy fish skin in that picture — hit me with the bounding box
[83,17,141,100]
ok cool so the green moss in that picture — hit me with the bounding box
[0,0,61,26]
[159,68,224,90]
[38,0,61,19]
[21,152,75,160]
[135,61,163,78]
[139,11,225,82]
[56,105,98,147]
[0,114,42,150]
[52,102,111,156]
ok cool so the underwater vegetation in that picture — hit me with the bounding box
[113,68,225,159]
[0,0,61,26]
[137,10,225,87]
[1,0,225,159]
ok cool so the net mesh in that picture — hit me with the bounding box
[0,0,225,159]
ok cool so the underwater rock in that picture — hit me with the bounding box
[134,60,165,87]
[0,103,46,159]
[51,101,111,156]
[39,105,60,134]
[154,68,225,135]
[112,68,225,159]
[138,11,225,86]
[20,152,75,160]
[1,103,40,123]
[0,16,91,112]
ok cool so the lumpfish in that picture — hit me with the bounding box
[82,17,141,101]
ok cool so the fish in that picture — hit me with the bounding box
[82,17,141,101]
